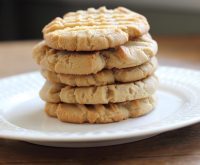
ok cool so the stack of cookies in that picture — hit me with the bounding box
[33,6,158,124]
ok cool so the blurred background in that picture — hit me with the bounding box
[1,0,200,41]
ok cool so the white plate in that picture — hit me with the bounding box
[0,66,200,147]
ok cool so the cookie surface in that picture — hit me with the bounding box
[43,6,150,51]
[33,34,157,75]
[41,57,157,87]
[45,96,156,124]
[40,75,158,104]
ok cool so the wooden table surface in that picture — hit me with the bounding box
[0,36,200,164]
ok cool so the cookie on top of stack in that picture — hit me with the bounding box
[32,6,158,124]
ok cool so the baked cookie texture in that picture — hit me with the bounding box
[40,75,158,104]
[43,6,150,51]
[33,34,157,75]
[45,96,156,124]
[32,6,158,124]
[41,57,157,86]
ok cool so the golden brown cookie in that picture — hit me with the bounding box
[33,34,157,75]
[40,75,158,104]
[43,6,150,51]
[39,82,65,103]
[41,57,158,87]
[45,96,156,124]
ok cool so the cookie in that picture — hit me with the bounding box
[33,34,157,75]
[40,75,158,104]
[43,6,150,51]
[45,96,156,124]
[41,57,158,87]
[39,82,65,103]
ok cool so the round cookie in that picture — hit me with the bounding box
[41,57,158,87]
[39,82,65,103]
[45,96,156,124]
[43,6,150,51]
[40,75,158,104]
[33,34,157,75]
